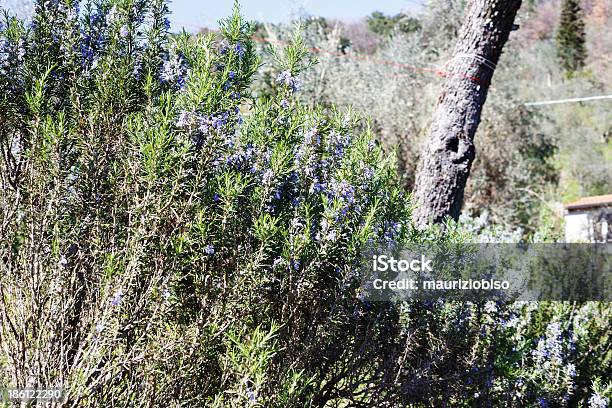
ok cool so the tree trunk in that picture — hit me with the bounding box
[412,0,522,226]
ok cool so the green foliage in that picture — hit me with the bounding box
[0,1,610,407]
[556,0,587,74]
[367,11,421,37]
[0,1,414,405]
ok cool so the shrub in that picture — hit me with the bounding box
[0,1,414,405]
[0,1,610,407]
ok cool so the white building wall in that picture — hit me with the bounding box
[564,212,591,242]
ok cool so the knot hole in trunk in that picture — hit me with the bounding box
[446,137,459,153]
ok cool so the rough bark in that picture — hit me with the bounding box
[412,0,522,226]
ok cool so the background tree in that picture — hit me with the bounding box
[412,0,522,226]
[556,0,587,73]
[367,11,421,37]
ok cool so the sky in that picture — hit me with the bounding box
[168,0,423,32]
[0,0,424,32]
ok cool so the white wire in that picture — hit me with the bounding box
[524,94,612,106]
[454,53,497,71]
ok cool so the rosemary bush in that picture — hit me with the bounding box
[0,1,415,405]
[0,1,610,407]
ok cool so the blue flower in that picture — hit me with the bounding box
[161,51,188,88]
[205,244,215,255]
[304,128,320,145]
[275,70,301,93]
[276,71,291,84]
[532,321,566,364]
[325,229,337,241]
[262,169,274,185]
[133,60,142,79]
[589,393,609,408]
[272,258,284,269]
[176,110,193,128]
[532,338,550,360]
[382,221,401,242]
[246,387,256,403]
[329,179,356,206]
[334,145,344,157]
[110,290,123,307]
[234,42,245,58]
[291,78,302,92]
[198,122,210,134]
[176,76,186,89]
[565,363,576,378]
[80,43,95,66]
[538,397,549,408]
[310,180,326,193]
[211,114,228,130]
